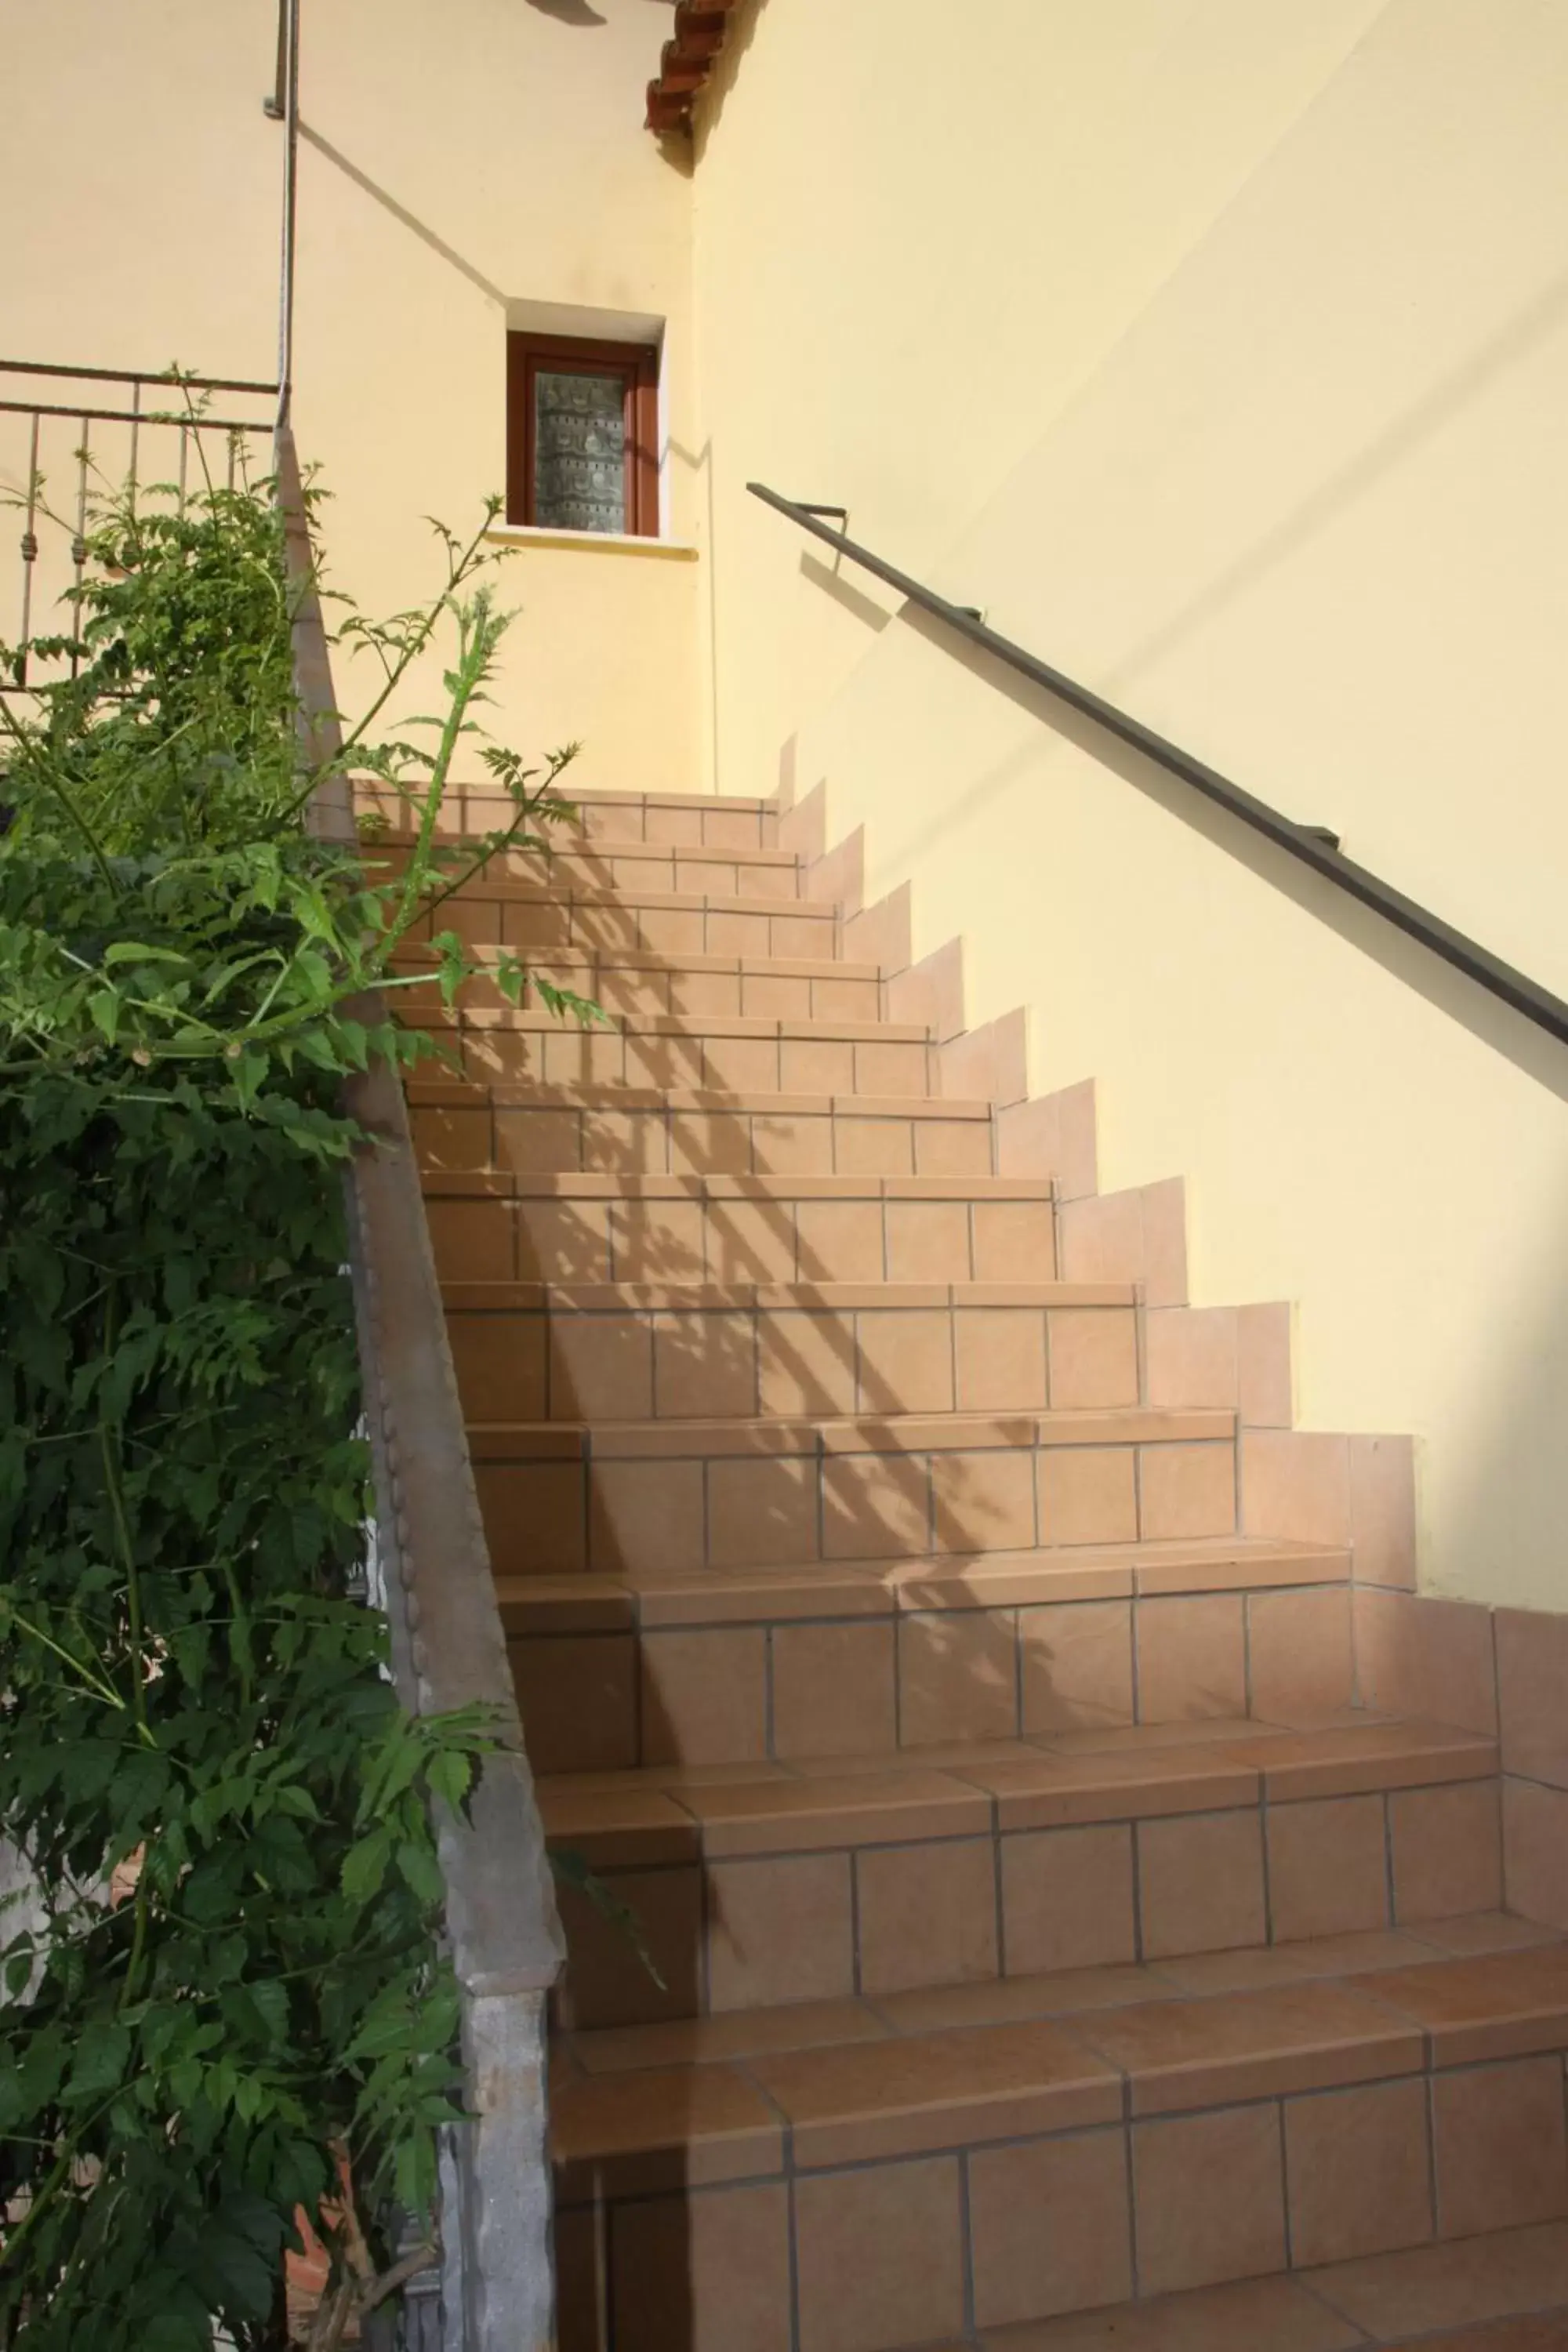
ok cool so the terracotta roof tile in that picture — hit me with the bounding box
[646,0,742,136]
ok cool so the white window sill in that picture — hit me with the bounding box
[485,524,698,561]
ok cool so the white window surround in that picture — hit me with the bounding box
[483,524,697,561]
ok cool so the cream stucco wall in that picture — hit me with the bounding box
[692,0,1568,1609]
[9,0,1567,1606]
[3,0,699,791]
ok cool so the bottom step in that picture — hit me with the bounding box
[552,1936,1568,2352]
[879,2226,1568,2343]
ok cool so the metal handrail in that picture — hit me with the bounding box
[272,0,300,431]
[748,481,1568,1048]
[278,426,562,2350]
[0,361,278,394]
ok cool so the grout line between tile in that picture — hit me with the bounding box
[1242,1589,1257,1720]
[991,1796,1007,1979]
[892,1618,905,1751]
[1129,1599,1144,1729]
[1122,2095,1142,2302]
[785,2168,804,2352]
[699,1456,712,1577]
[600,2198,617,2352]
[1260,1782,1276,1947]
[1382,1788,1399,1932]
[1276,2092,1294,2270]
[1424,2066,1441,2241]
[957,2147,977,2339]
[848,1848,863,1998]
[764,1624,776,1762]
[1129,1820,1147,1965]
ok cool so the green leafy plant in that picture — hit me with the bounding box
[0,446,581,2349]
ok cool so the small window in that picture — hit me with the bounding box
[506,332,659,537]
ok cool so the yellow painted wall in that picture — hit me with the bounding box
[9,0,1568,1605]
[693,0,1568,1607]
[2,0,699,791]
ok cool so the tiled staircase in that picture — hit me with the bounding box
[368,783,1568,2352]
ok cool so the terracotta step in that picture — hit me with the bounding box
[411,1007,940,1097]
[444,1279,1138,1423]
[366,831,810,901]
[549,1936,1567,2349]
[497,1538,1353,1773]
[391,943,886,1021]
[352,781,779,850]
[404,879,840,961]
[409,1080,997,1180]
[419,1171,1058,1286]
[466,1405,1238,1574]
[538,1719,1501,2029]
[837,2229,1568,2349]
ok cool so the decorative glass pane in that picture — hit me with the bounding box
[533,369,626,534]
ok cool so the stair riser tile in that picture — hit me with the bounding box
[510,1581,1356,1773]
[394,955,885,1022]
[546,1782,1497,2027]
[353,787,779,851]
[554,2056,1566,2348]
[414,1101,996,1181]
[405,894,840,961]
[473,1442,1236,1576]
[425,1192,1058,1286]
[444,1027,938,1097]
[368,840,808,899]
[448,1301,1138,1421]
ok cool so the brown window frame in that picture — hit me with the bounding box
[506,332,661,537]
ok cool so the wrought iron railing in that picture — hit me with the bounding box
[0,372,568,2336]
[0,363,276,691]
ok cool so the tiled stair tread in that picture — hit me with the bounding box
[869,2233,1568,2346]
[560,1927,1556,2077]
[409,879,833,916]
[754,2015,1124,2165]
[567,786,775,812]
[365,825,800,864]
[549,1944,1568,2183]
[373,848,808,891]
[470,1406,1233,1454]
[538,1719,1498,1815]
[497,1537,1352,1628]
[1297,2225,1568,2345]
[535,1718,1499,1854]
[1344,1945,1568,2063]
[444,1278,1131,1310]
[415,1009,932,1043]
[422,1170,1055,1201]
[356,782,778,814]
[394,946,885,982]
[409,1079,993,1117]
[533,1720,1309,1795]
